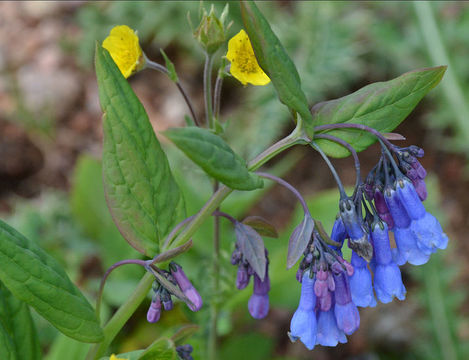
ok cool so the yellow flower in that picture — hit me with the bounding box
[109,355,127,360]
[102,25,144,78]
[226,29,270,86]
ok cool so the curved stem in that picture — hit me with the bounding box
[96,259,147,320]
[203,53,214,128]
[146,59,200,126]
[212,210,237,224]
[213,71,224,122]
[86,273,154,360]
[311,141,347,199]
[314,133,361,191]
[314,123,395,150]
[256,172,310,215]
[162,215,195,249]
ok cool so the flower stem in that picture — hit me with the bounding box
[204,53,215,128]
[314,123,395,150]
[314,133,361,190]
[145,59,200,126]
[311,141,347,199]
[209,182,220,360]
[256,172,310,216]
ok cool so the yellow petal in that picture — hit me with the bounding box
[102,25,143,79]
[109,354,127,360]
[226,29,270,86]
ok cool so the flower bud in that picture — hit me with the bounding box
[170,262,203,311]
[147,294,162,323]
[236,265,251,290]
[194,6,227,54]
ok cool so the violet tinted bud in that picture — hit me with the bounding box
[160,289,173,311]
[333,272,360,335]
[296,267,305,283]
[412,178,428,201]
[374,187,394,229]
[236,265,250,290]
[408,145,424,158]
[147,294,162,323]
[170,262,203,311]
[176,344,194,360]
[230,248,242,265]
[248,272,270,319]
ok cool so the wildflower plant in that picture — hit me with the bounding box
[0,1,449,359]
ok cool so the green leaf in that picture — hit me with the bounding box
[235,222,266,280]
[313,66,447,157]
[164,127,263,190]
[0,282,41,360]
[240,1,313,131]
[0,220,103,343]
[170,324,199,345]
[138,337,177,360]
[95,44,185,256]
[45,333,90,360]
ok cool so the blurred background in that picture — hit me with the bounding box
[1,1,468,359]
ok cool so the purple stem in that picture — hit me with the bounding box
[96,259,148,318]
[314,133,361,189]
[314,123,395,151]
[212,210,237,224]
[256,172,311,215]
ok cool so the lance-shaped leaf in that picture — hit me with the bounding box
[0,282,40,360]
[287,215,314,269]
[313,66,446,158]
[242,216,278,238]
[164,127,263,191]
[0,220,103,343]
[240,1,313,131]
[95,44,185,256]
[235,222,266,280]
[138,337,177,360]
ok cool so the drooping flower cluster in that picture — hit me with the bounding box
[290,226,358,349]
[231,244,270,319]
[146,262,203,323]
[289,141,448,350]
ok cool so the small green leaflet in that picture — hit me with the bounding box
[164,127,263,191]
[0,220,103,343]
[313,66,446,158]
[95,44,185,256]
[0,282,41,360]
[138,337,177,360]
[240,1,313,133]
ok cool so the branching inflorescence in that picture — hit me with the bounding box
[90,2,449,358]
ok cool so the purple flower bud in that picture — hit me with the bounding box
[147,295,162,323]
[248,270,270,319]
[348,251,376,308]
[289,270,317,350]
[316,306,347,347]
[333,272,360,335]
[411,160,427,179]
[161,289,173,311]
[170,262,203,312]
[374,188,394,229]
[230,249,242,265]
[236,265,251,290]
[408,145,424,158]
[296,267,305,283]
[384,186,411,229]
[412,177,428,201]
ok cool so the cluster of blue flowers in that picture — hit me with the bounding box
[289,143,448,350]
